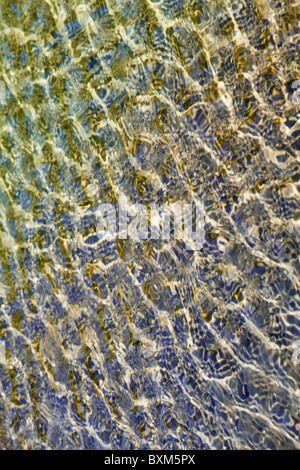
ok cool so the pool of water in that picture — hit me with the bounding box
[0,0,299,450]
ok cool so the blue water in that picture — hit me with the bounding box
[0,0,299,450]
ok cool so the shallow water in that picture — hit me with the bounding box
[0,0,299,450]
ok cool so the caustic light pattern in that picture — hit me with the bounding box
[0,0,299,450]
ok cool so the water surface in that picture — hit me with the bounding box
[0,0,299,450]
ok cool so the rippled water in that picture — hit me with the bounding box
[0,0,299,450]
